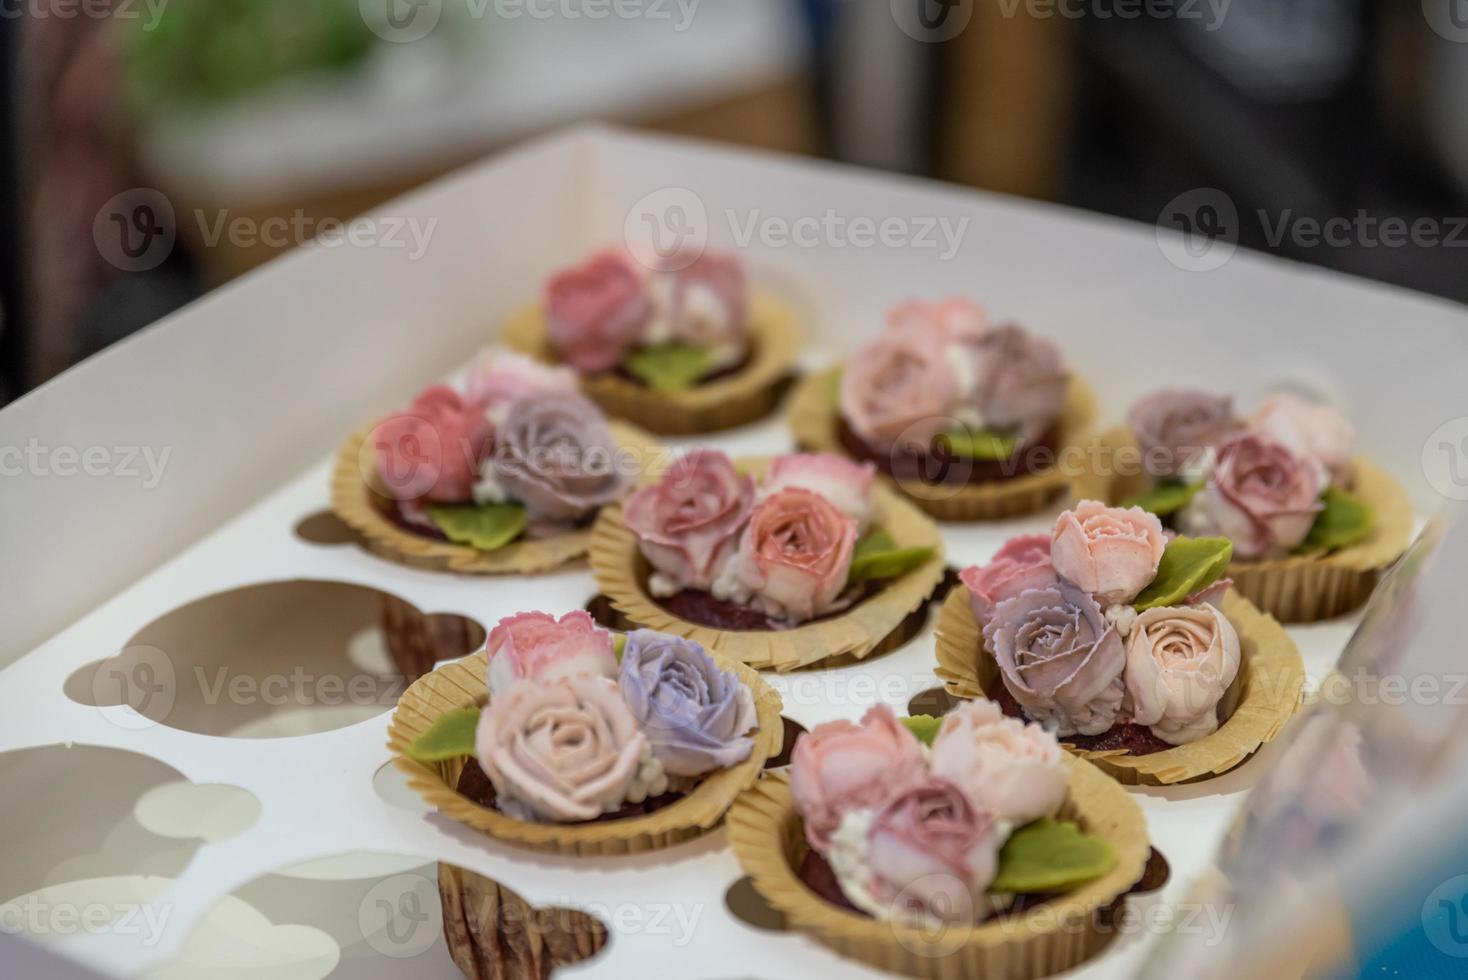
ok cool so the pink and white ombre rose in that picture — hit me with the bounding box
[467,351,578,426]
[1125,604,1241,745]
[624,450,754,595]
[763,453,875,531]
[1051,501,1166,605]
[725,487,858,622]
[959,534,1058,623]
[484,611,616,697]
[929,700,1067,827]
[642,251,749,368]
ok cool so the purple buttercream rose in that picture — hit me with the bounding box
[492,392,629,522]
[1127,389,1242,478]
[970,324,1068,441]
[617,630,756,777]
[982,583,1126,737]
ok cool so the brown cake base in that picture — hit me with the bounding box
[838,420,1060,488]
[989,683,1175,757]
[455,759,685,823]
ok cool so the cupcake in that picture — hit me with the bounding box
[934,500,1305,785]
[1095,390,1413,622]
[388,610,783,854]
[727,704,1148,978]
[331,351,659,574]
[787,297,1096,521]
[589,450,946,671]
[500,247,801,435]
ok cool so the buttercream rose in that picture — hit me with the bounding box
[643,251,748,368]
[1127,389,1242,478]
[492,392,629,522]
[839,321,958,447]
[830,778,998,922]
[984,584,1127,737]
[959,534,1058,623]
[623,450,753,594]
[484,610,616,697]
[1051,500,1167,605]
[466,351,578,426]
[1251,393,1354,486]
[790,705,927,850]
[618,630,756,777]
[545,249,652,373]
[721,487,858,622]
[1184,434,1322,559]
[968,325,1068,439]
[887,297,988,344]
[475,676,665,822]
[1125,604,1241,745]
[374,385,493,503]
[763,453,876,531]
[929,699,1066,826]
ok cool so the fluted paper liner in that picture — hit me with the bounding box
[501,292,802,436]
[387,649,784,855]
[331,420,662,575]
[438,863,608,979]
[589,457,946,672]
[787,369,1098,522]
[934,585,1304,785]
[727,761,1148,979]
[1075,427,1414,622]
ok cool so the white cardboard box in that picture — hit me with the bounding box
[1,126,1463,979]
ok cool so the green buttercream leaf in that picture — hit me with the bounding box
[991,819,1117,894]
[425,502,528,552]
[937,427,1018,461]
[1123,478,1203,517]
[1132,536,1233,611]
[1300,486,1373,552]
[405,708,481,763]
[847,530,933,585]
[899,714,943,746]
[612,633,627,663]
[623,342,717,391]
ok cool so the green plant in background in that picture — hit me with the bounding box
[121,0,378,118]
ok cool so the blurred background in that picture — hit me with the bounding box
[4,0,1467,405]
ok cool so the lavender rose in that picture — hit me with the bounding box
[968,324,1068,440]
[983,583,1127,737]
[475,676,666,823]
[618,630,756,777]
[492,392,629,522]
[1127,389,1242,478]
[1183,434,1323,559]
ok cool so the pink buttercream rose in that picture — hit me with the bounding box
[1125,604,1241,745]
[731,487,858,622]
[929,699,1067,826]
[544,249,651,373]
[887,296,988,344]
[1188,434,1323,560]
[484,610,617,697]
[958,534,1058,623]
[790,705,927,851]
[860,778,998,922]
[839,321,958,447]
[466,351,578,425]
[1251,393,1355,486]
[623,450,754,593]
[1050,500,1167,605]
[968,325,1069,439]
[763,453,876,531]
[373,385,493,503]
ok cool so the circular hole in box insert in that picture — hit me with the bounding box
[293,510,361,547]
[0,744,259,949]
[725,876,784,932]
[64,580,485,739]
[763,717,808,770]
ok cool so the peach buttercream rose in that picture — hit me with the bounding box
[1051,500,1167,605]
[929,699,1067,827]
[484,610,616,697]
[721,487,858,622]
[1125,604,1241,745]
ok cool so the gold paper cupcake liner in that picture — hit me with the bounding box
[727,760,1149,980]
[1076,428,1414,623]
[386,649,784,856]
[589,457,947,672]
[786,369,1098,522]
[933,584,1304,786]
[331,421,662,576]
[501,292,802,436]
